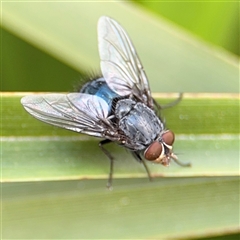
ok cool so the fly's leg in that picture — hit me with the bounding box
[171,153,191,167]
[132,152,152,182]
[99,139,114,189]
[154,93,183,111]
[173,158,191,167]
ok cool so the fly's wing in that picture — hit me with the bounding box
[98,16,154,109]
[21,93,115,138]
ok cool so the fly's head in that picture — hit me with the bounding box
[144,130,177,166]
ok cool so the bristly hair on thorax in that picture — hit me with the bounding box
[73,71,102,93]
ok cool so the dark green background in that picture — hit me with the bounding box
[2,1,239,92]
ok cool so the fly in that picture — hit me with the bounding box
[21,16,190,189]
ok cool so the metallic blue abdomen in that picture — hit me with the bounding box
[80,77,120,112]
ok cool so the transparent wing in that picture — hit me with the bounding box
[21,93,115,138]
[98,16,154,108]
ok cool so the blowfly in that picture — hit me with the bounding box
[21,16,190,188]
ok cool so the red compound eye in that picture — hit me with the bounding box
[162,130,175,146]
[144,141,163,161]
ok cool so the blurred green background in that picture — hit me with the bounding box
[1,1,239,92]
[134,1,239,56]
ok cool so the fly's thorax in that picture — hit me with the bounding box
[116,100,164,150]
[115,99,135,119]
[144,130,176,166]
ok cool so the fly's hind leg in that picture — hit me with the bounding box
[132,152,152,182]
[154,93,183,111]
[99,139,114,190]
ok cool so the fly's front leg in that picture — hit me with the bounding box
[171,153,191,167]
[99,139,114,190]
[132,152,152,182]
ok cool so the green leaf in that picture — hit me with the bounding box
[2,178,239,239]
[2,93,239,181]
[2,93,239,239]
